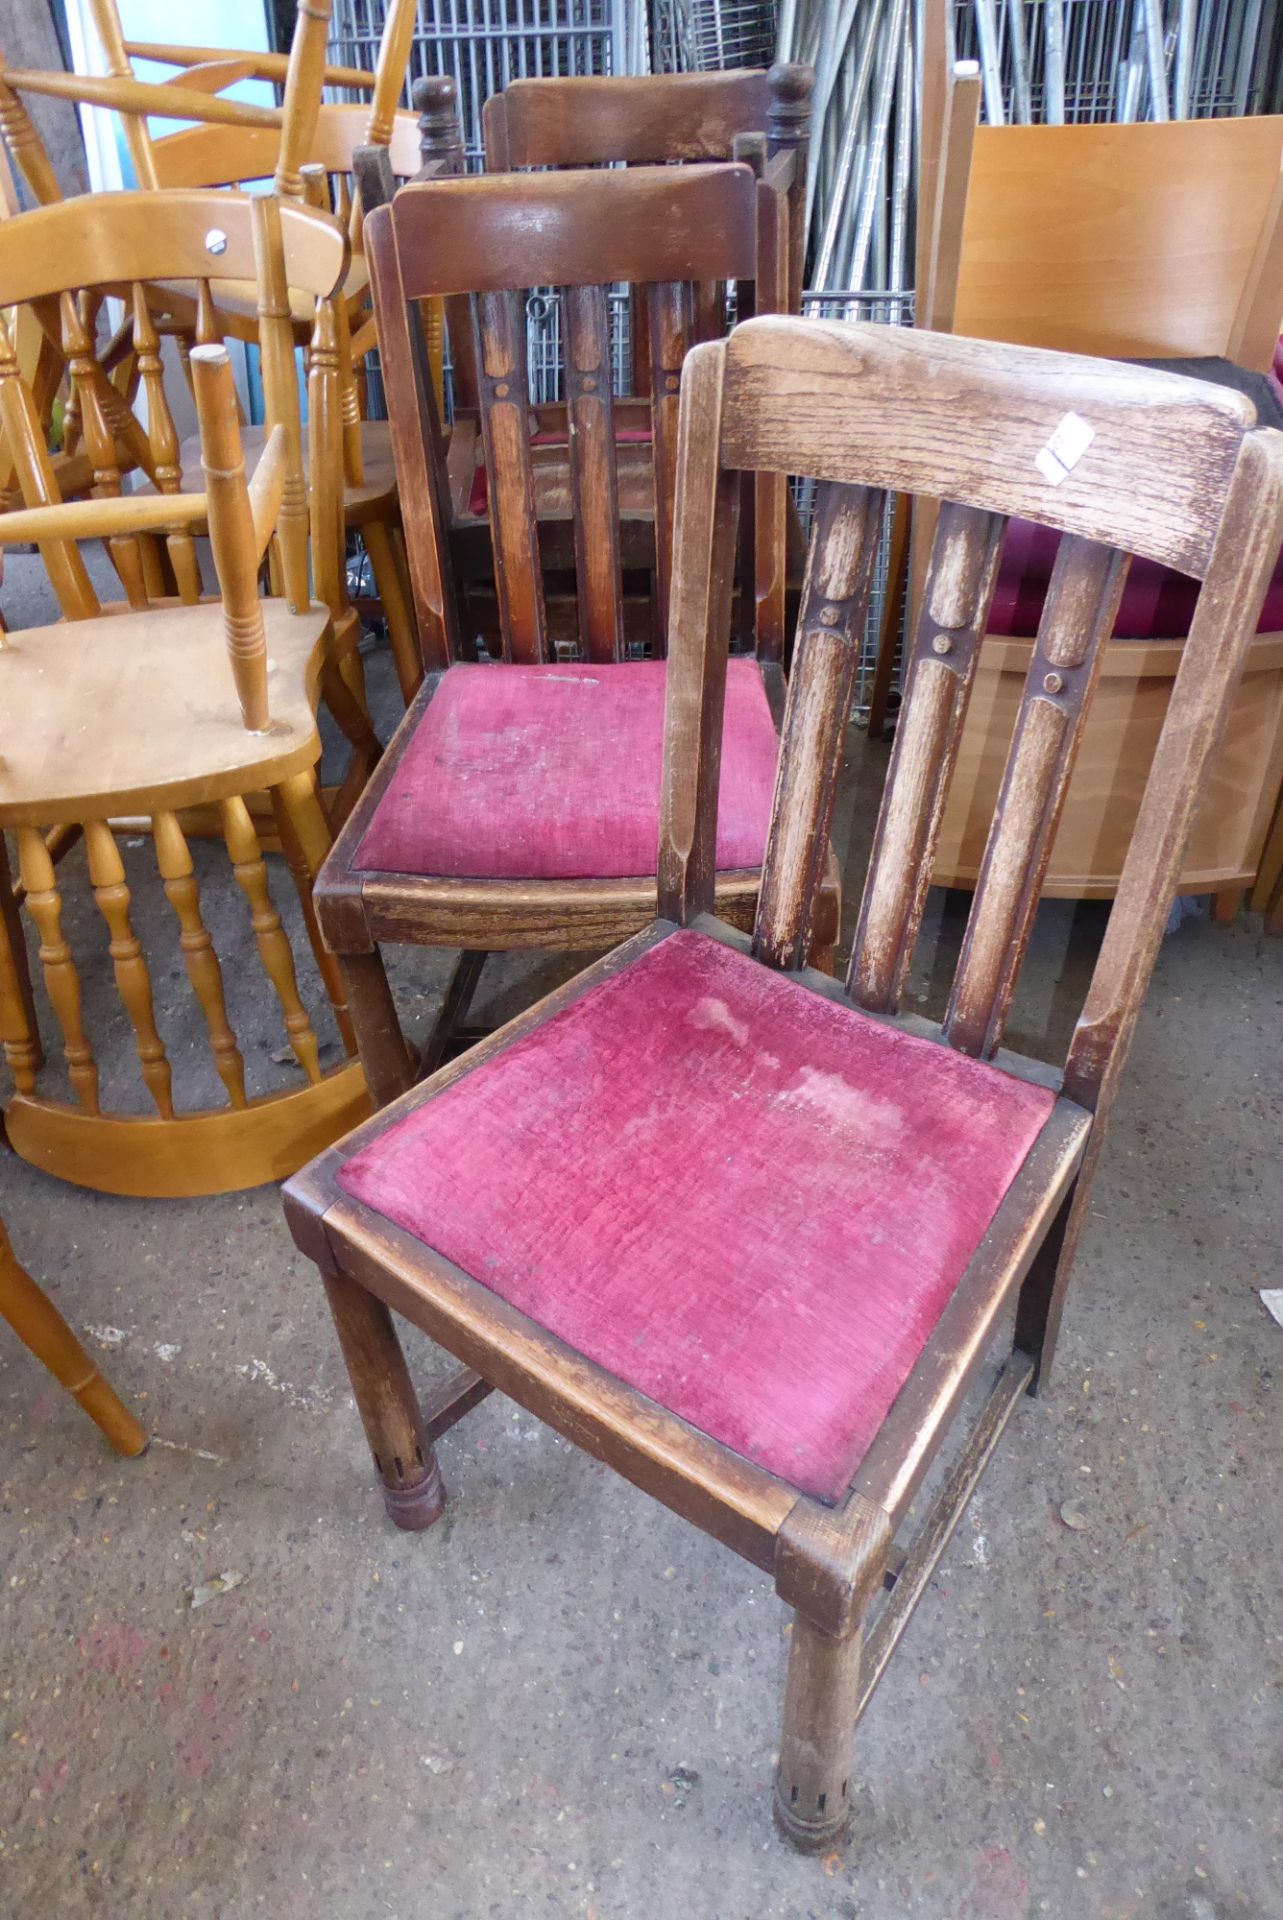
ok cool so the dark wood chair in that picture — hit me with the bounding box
[314,163,840,1097]
[284,316,1283,1846]
[482,65,814,317]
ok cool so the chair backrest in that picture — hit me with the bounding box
[366,162,774,671]
[0,342,286,733]
[151,104,423,193]
[930,81,1283,371]
[483,65,814,315]
[0,189,347,620]
[659,318,1283,1126]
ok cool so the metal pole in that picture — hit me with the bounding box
[847,0,909,290]
[1005,0,1032,123]
[1140,0,1170,119]
[1174,0,1196,117]
[812,0,884,291]
[973,0,1006,125]
[1045,0,1066,124]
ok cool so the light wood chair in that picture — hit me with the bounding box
[0,1213,147,1455]
[283,315,1283,1846]
[870,68,1283,920]
[0,209,373,1197]
[0,0,426,702]
[313,161,840,1100]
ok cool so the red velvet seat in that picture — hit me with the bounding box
[990,515,1283,639]
[353,658,780,881]
[338,930,1055,1501]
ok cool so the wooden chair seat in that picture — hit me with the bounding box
[177,418,396,523]
[351,658,780,882]
[330,924,1068,1501]
[0,599,331,826]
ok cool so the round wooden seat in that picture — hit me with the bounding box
[0,601,332,827]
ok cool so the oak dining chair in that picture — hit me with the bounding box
[312,160,840,1100]
[0,200,372,1197]
[284,315,1283,1847]
[0,1214,147,1457]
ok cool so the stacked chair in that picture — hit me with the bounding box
[3,5,1280,1859]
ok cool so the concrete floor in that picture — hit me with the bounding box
[2,593,1281,1919]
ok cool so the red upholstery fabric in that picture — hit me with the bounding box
[990,515,1283,639]
[466,426,654,517]
[354,658,780,881]
[338,931,1055,1501]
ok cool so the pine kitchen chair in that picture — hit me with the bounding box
[0,199,373,1198]
[0,1213,147,1457]
[313,160,840,1101]
[284,316,1283,1847]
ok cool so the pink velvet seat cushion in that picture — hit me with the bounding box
[338,931,1055,1501]
[991,515,1283,639]
[354,658,780,881]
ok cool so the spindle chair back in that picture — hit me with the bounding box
[284,315,1283,1849]
[0,220,374,1197]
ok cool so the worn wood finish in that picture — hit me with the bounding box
[287,317,1283,1847]
[0,1216,147,1456]
[473,288,546,664]
[564,283,624,661]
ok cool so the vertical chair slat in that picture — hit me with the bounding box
[131,285,201,603]
[16,826,99,1114]
[271,769,359,1058]
[84,821,174,1119]
[0,840,41,1097]
[474,288,547,664]
[153,811,247,1109]
[848,502,1006,1015]
[0,311,99,618]
[221,796,322,1085]
[944,537,1128,1059]
[59,291,148,610]
[752,482,886,972]
[563,283,624,663]
[648,279,694,641]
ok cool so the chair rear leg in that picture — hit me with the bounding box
[321,1262,445,1532]
[775,1609,863,1851]
[341,949,415,1108]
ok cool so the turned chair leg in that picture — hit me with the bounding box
[341,949,415,1109]
[321,1261,445,1531]
[775,1609,864,1851]
[0,1222,147,1457]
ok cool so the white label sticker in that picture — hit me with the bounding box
[1035,411,1096,486]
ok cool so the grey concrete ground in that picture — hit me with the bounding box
[2,581,1281,1919]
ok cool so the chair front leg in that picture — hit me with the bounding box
[321,1260,445,1532]
[775,1608,864,1850]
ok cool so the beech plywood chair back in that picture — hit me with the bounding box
[366,162,776,672]
[663,318,1283,1135]
[932,90,1283,372]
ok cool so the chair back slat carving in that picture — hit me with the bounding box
[752,483,885,971]
[564,284,624,662]
[473,288,548,665]
[370,164,760,668]
[849,502,1005,1014]
[662,317,1283,1123]
[943,538,1128,1059]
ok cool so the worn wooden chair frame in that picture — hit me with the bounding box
[286,317,1283,1846]
[313,162,839,1101]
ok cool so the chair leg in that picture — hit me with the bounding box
[320,1262,445,1532]
[0,1221,147,1457]
[341,949,415,1109]
[364,520,423,705]
[1211,888,1243,925]
[774,1609,863,1851]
